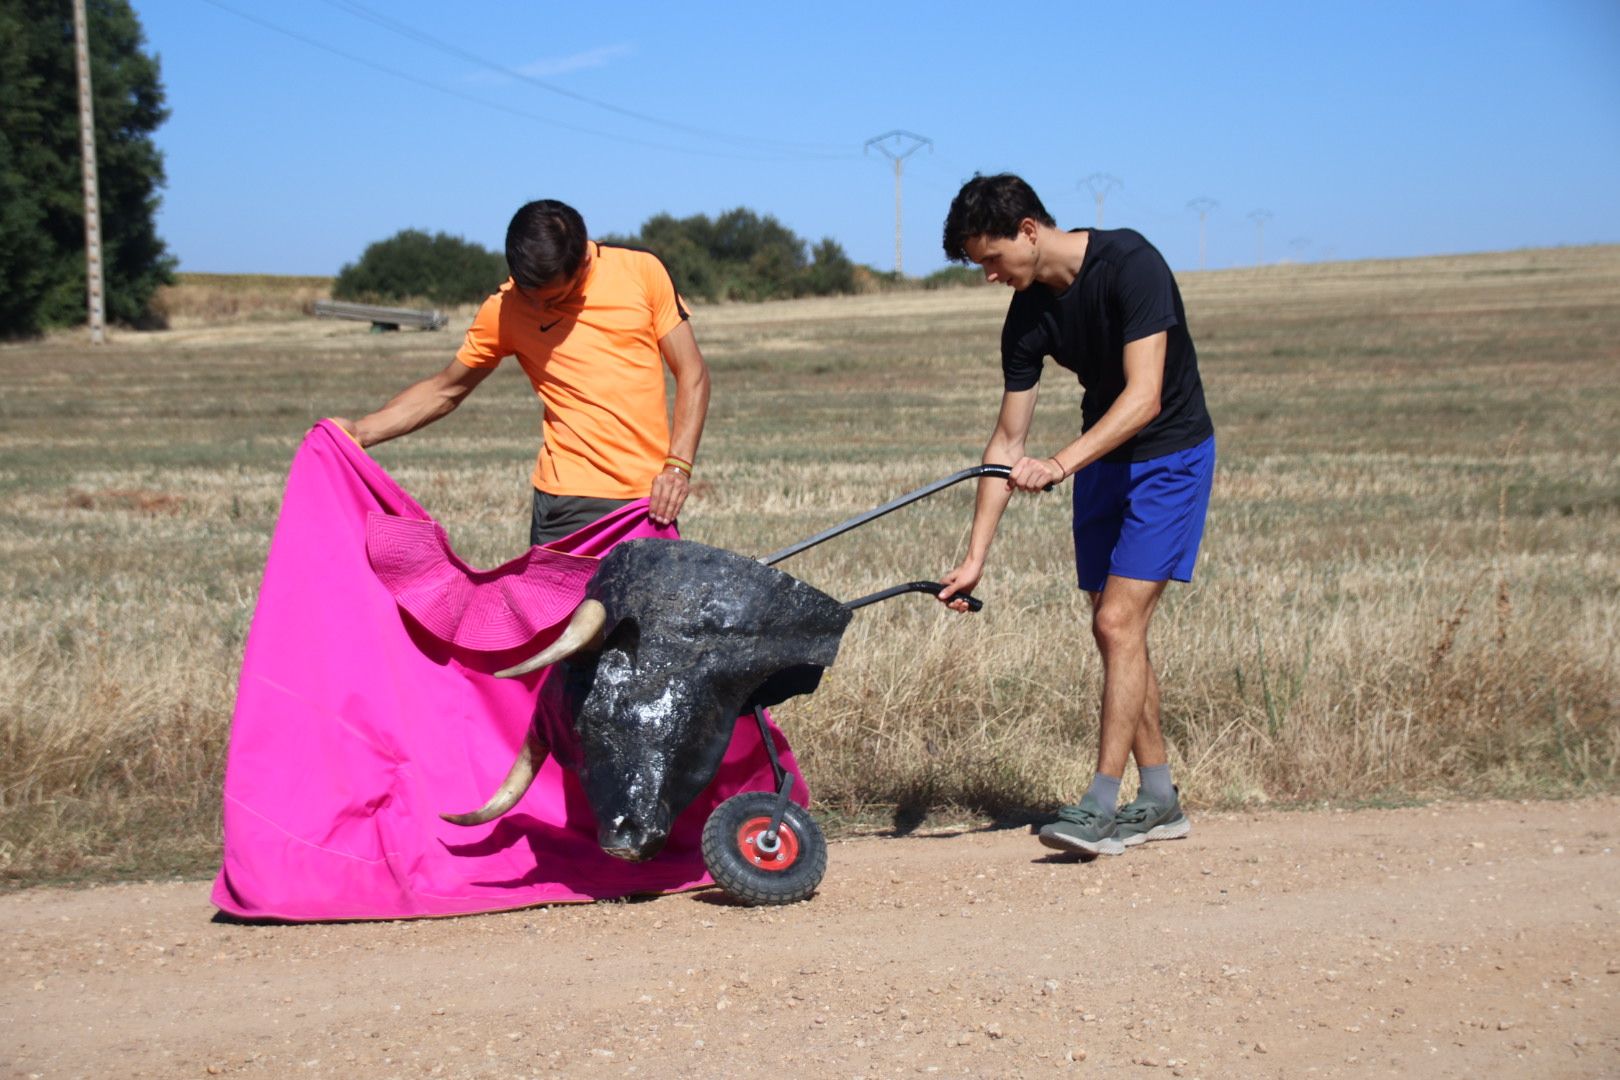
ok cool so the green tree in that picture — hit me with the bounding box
[617,213,722,301]
[804,238,857,296]
[0,0,175,336]
[333,229,507,306]
[922,264,988,290]
[609,208,859,302]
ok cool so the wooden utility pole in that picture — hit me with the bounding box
[864,130,932,276]
[72,0,106,344]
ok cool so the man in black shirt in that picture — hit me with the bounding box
[938,174,1215,856]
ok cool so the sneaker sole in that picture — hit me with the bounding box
[1118,817,1191,847]
[1038,831,1125,857]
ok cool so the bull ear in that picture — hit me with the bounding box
[495,600,607,678]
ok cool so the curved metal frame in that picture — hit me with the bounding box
[759,465,1022,567]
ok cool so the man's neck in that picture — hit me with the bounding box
[1034,227,1090,292]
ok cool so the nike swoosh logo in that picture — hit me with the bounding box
[540,319,561,332]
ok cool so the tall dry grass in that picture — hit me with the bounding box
[153,272,334,327]
[1,245,1616,883]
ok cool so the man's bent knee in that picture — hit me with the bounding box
[1092,603,1148,652]
[1091,580,1165,651]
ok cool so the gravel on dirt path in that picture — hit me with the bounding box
[4,797,1617,1079]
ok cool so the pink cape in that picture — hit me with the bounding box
[211,421,808,921]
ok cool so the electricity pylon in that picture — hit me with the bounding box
[1187,197,1218,271]
[1081,173,1121,227]
[1290,237,1311,262]
[72,0,105,344]
[1247,209,1273,266]
[864,130,932,275]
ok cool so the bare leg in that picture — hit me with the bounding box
[1132,638,1168,769]
[1089,576,1169,779]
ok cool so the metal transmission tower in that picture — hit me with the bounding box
[864,130,932,275]
[1186,198,1217,271]
[72,0,106,344]
[1290,237,1311,262]
[1081,173,1121,227]
[1246,209,1273,266]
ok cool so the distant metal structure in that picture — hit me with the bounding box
[1247,209,1273,266]
[1187,197,1218,271]
[72,0,105,345]
[1081,173,1121,227]
[864,130,932,275]
[312,300,447,332]
[1290,237,1312,262]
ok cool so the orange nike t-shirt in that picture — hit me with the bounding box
[456,242,688,498]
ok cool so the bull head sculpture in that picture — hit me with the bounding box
[443,539,851,861]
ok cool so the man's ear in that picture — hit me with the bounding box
[1018,217,1041,243]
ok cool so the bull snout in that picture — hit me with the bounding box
[598,804,672,862]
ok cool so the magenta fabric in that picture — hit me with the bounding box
[211,421,809,921]
[365,515,600,653]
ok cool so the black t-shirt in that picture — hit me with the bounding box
[1001,228,1213,463]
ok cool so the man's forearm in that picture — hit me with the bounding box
[964,475,1016,565]
[354,387,459,447]
[1049,391,1160,475]
[964,435,1024,563]
[666,365,710,465]
[350,362,489,448]
[1048,331,1167,476]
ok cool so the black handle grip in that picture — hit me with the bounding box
[950,590,985,613]
[842,581,983,613]
[979,463,1057,493]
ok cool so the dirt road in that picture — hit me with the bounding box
[5,798,1617,1079]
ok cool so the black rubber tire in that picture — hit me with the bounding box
[701,791,827,905]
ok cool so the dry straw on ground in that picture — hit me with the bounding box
[152,272,335,327]
[2,247,1617,883]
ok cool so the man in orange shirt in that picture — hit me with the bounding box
[334,199,710,542]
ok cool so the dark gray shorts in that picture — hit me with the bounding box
[530,490,637,546]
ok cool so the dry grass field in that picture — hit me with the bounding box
[151,272,335,327]
[2,247,1617,885]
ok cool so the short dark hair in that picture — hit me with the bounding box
[941,174,1056,263]
[505,199,588,287]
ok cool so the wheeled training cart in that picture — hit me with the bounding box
[701,465,1040,905]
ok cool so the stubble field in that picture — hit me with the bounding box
[1,246,1617,885]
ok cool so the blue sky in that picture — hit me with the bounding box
[135,1,1620,276]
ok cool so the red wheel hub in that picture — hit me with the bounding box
[736,816,800,872]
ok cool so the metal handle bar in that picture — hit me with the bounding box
[841,581,983,613]
[760,464,1050,567]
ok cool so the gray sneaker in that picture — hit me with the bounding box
[1112,787,1191,847]
[1038,796,1125,856]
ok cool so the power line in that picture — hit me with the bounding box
[198,0,853,163]
[320,0,854,159]
[864,130,932,275]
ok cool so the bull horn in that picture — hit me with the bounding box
[440,726,550,826]
[495,599,608,678]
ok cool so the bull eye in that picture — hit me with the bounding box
[604,616,640,655]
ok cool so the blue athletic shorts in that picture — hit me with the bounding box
[1071,435,1215,593]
